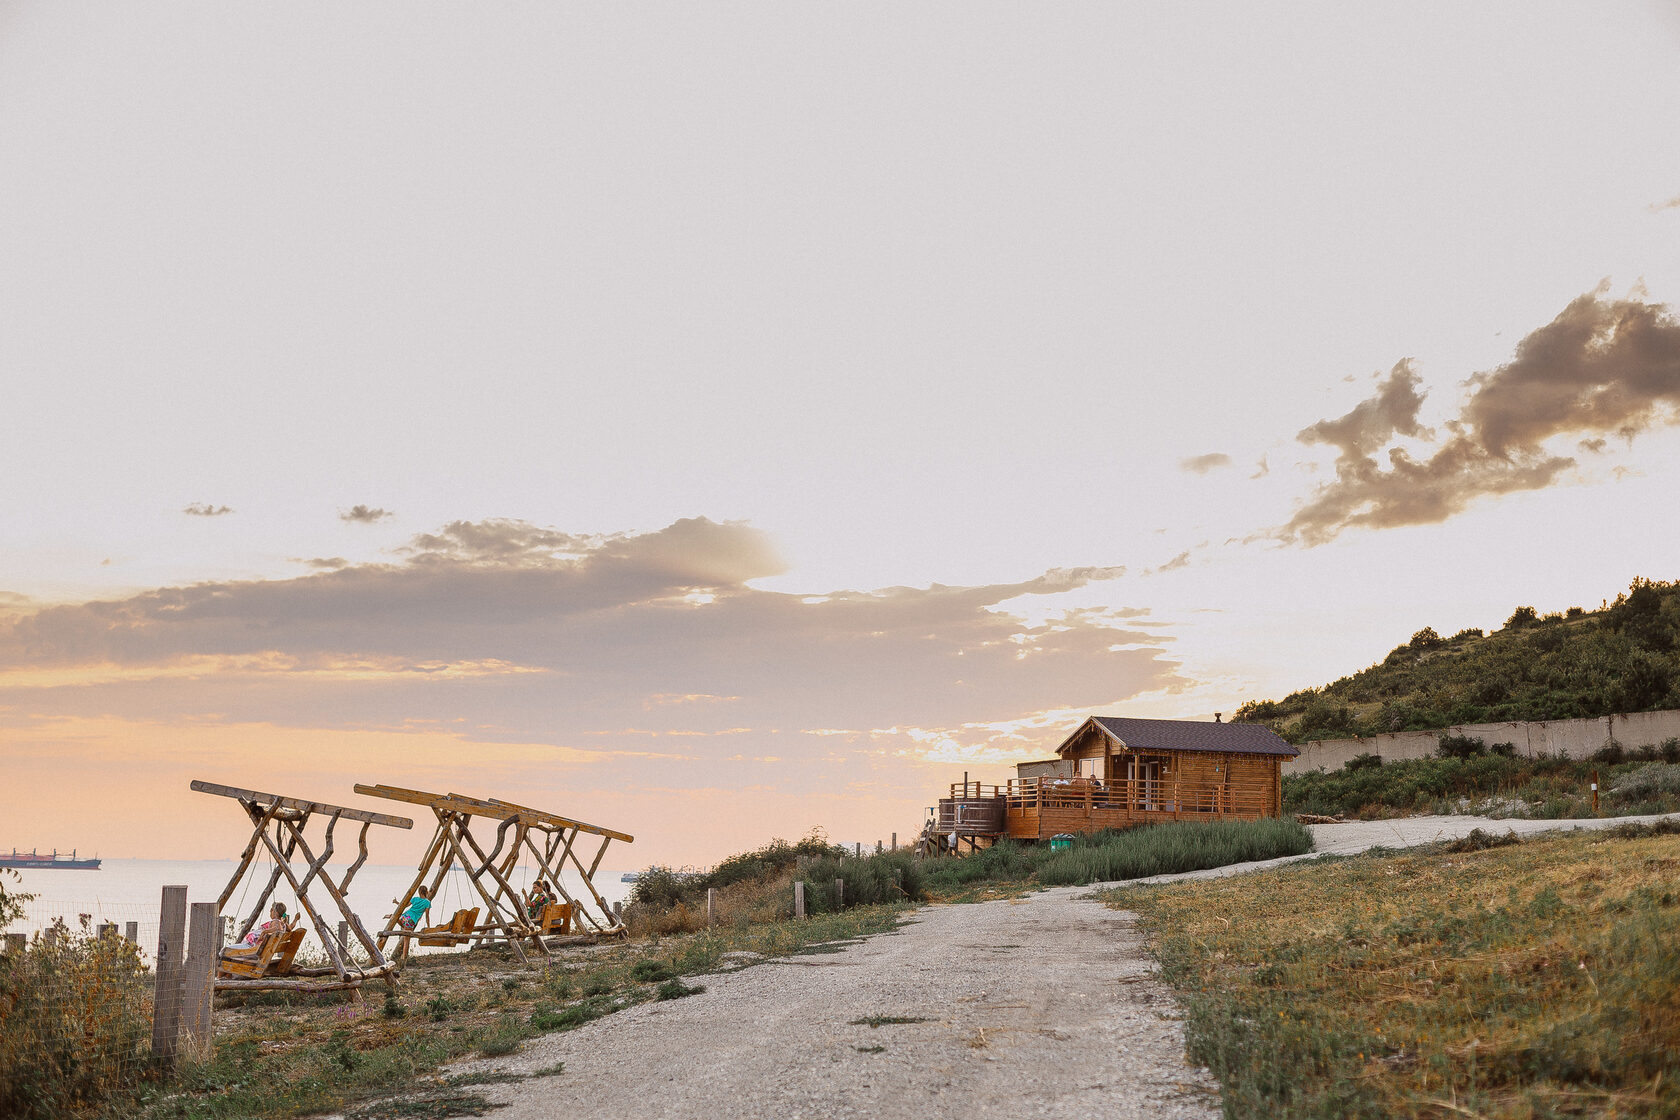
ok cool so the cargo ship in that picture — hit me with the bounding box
[0,848,101,870]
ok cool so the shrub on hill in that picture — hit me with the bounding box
[1233,577,1680,743]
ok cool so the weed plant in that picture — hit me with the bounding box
[1118,829,1680,1118]
[0,916,153,1120]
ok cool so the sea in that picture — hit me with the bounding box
[4,858,637,962]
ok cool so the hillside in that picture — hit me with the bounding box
[1235,577,1680,743]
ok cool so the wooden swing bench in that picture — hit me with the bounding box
[218,923,305,979]
[534,902,572,936]
[416,907,480,947]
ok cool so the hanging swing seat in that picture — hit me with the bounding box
[417,907,480,947]
[218,922,305,979]
[535,902,572,935]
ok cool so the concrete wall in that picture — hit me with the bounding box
[1283,707,1680,775]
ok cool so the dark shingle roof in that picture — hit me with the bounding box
[1061,716,1298,758]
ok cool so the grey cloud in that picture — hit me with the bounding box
[340,505,393,524]
[1154,551,1191,573]
[1578,438,1607,454]
[0,519,1166,740]
[1180,453,1233,475]
[183,503,233,517]
[1278,288,1680,545]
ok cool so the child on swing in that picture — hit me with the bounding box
[397,885,432,932]
[239,901,290,946]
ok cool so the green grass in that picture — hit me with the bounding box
[1285,751,1680,820]
[916,818,1314,895]
[1113,828,1680,1118]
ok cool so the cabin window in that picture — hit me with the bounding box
[1075,757,1102,780]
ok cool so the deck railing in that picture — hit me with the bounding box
[999,775,1260,816]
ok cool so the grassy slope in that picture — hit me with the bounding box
[1284,752,1680,820]
[1113,824,1680,1119]
[1235,577,1680,743]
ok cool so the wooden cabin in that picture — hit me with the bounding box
[936,715,1297,845]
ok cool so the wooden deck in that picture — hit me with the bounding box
[940,760,1281,842]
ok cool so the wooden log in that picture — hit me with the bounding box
[613,901,623,926]
[793,880,805,920]
[215,975,369,993]
[834,878,844,908]
[707,888,716,927]
[338,921,350,958]
[181,902,218,1060]
[192,780,412,828]
[151,885,188,1066]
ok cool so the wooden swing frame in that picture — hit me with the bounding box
[354,783,633,968]
[192,780,413,993]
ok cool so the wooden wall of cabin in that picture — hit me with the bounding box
[1055,726,1286,818]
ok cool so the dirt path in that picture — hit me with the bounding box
[447,888,1221,1120]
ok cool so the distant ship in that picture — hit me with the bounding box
[1,848,101,870]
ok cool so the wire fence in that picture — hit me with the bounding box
[0,914,157,1118]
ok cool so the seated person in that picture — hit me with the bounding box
[239,902,290,947]
[396,885,432,931]
[525,879,555,921]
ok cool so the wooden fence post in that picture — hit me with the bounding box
[706,888,716,927]
[612,901,623,926]
[876,840,883,855]
[855,842,861,858]
[891,832,897,851]
[125,921,139,944]
[793,881,805,920]
[181,902,218,1060]
[1592,769,1600,814]
[834,878,844,909]
[151,885,188,1066]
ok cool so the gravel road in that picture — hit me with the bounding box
[423,811,1680,1120]
[448,888,1220,1120]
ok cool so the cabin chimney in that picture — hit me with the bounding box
[1214,712,1222,723]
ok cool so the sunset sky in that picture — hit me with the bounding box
[5,3,1680,868]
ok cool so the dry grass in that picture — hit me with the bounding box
[1110,828,1680,1118]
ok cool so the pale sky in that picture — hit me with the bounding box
[4,2,1680,867]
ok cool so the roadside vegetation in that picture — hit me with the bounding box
[1115,824,1680,1119]
[107,905,908,1120]
[915,818,1314,896]
[1285,738,1680,820]
[1235,576,1680,742]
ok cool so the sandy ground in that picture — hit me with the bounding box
[418,811,1680,1120]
